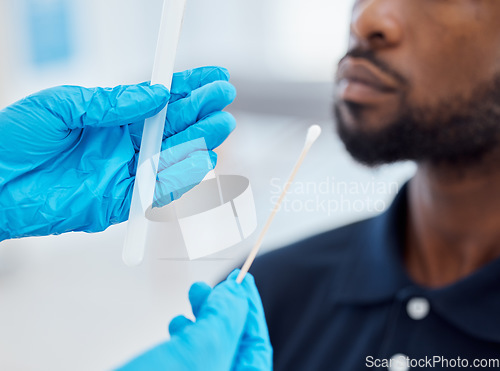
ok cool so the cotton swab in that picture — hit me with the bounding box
[123,0,187,267]
[236,125,322,284]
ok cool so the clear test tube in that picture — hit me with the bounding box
[123,0,187,266]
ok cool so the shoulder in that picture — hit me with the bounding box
[249,217,377,309]
[251,217,373,279]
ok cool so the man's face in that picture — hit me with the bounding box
[334,0,500,166]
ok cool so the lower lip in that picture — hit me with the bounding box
[338,80,396,104]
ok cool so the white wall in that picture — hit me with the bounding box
[0,0,355,105]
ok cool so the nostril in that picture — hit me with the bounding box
[371,32,385,41]
[369,32,388,48]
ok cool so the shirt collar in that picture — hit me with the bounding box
[332,181,500,343]
[427,258,500,343]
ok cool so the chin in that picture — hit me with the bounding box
[335,99,401,134]
[335,101,373,132]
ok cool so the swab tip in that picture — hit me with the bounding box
[306,125,322,144]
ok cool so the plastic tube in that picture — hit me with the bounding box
[123,0,187,266]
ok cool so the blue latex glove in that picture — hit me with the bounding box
[0,66,236,241]
[116,270,273,371]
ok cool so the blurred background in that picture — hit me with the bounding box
[0,1,416,370]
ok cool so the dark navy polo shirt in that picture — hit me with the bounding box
[250,184,500,370]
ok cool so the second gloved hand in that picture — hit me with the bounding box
[117,270,273,371]
[0,66,236,241]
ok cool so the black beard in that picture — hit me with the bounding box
[334,78,500,168]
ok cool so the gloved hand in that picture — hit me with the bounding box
[0,66,236,241]
[116,270,273,371]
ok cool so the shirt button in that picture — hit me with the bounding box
[407,297,430,320]
[389,353,409,371]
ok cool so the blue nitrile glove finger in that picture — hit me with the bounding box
[128,66,231,150]
[164,81,237,138]
[228,271,273,371]
[115,274,250,371]
[168,282,212,336]
[169,66,230,102]
[153,151,217,208]
[168,315,194,336]
[189,282,213,318]
[159,111,236,170]
[0,66,236,241]
[27,83,170,132]
[162,111,236,154]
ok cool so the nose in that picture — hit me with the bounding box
[350,0,403,50]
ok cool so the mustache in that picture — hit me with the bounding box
[338,48,408,87]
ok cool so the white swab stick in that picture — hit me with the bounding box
[123,0,187,267]
[236,125,322,284]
